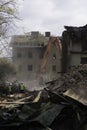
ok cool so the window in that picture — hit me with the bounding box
[39,53,43,59]
[53,53,56,60]
[17,52,22,58]
[82,42,87,52]
[41,43,44,47]
[52,65,56,71]
[39,49,45,59]
[28,65,33,71]
[81,57,87,64]
[18,65,22,71]
[28,52,32,58]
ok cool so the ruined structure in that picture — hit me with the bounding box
[62,24,87,72]
[10,31,61,84]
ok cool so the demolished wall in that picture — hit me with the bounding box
[61,24,87,73]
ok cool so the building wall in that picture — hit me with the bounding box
[68,41,82,67]
[11,32,62,84]
[62,31,87,71]
[12,47,45,80]
[46,44,61,80]
[68,42,82,52]
[12,45,61,82]
[69,54,81,66]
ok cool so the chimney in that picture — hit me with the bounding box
[31,31,39,38]
[45,32,51,37]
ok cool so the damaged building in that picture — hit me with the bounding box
[2,26,87,130]
[10,25,87,83]
[62,24,87,72]
[10,31,61,84]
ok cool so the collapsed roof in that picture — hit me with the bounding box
[64,24,87,42]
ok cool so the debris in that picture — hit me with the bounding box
[33,91,42,103]
[0,65,87,129]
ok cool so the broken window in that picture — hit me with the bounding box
[52,65,56,71]
[28,65,33,71]
[28,52,32,58]
[17,52,22,58]
[81,57,87,64]
[53,53,56,60]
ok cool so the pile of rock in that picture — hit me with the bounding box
[46,64,87,93]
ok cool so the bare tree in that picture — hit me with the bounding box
[0,0,17,37]
[0,0,18,57]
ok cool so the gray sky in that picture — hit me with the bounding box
[15,0,87,36]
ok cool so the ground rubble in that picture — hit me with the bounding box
[0,65,87,130]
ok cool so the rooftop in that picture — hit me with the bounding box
[10,31,48,48]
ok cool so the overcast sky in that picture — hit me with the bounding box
[15,0,87,36]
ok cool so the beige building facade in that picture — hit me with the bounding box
[11,31,61,84]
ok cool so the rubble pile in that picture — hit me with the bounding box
[0,65,87,130]
[46,64,87,94]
